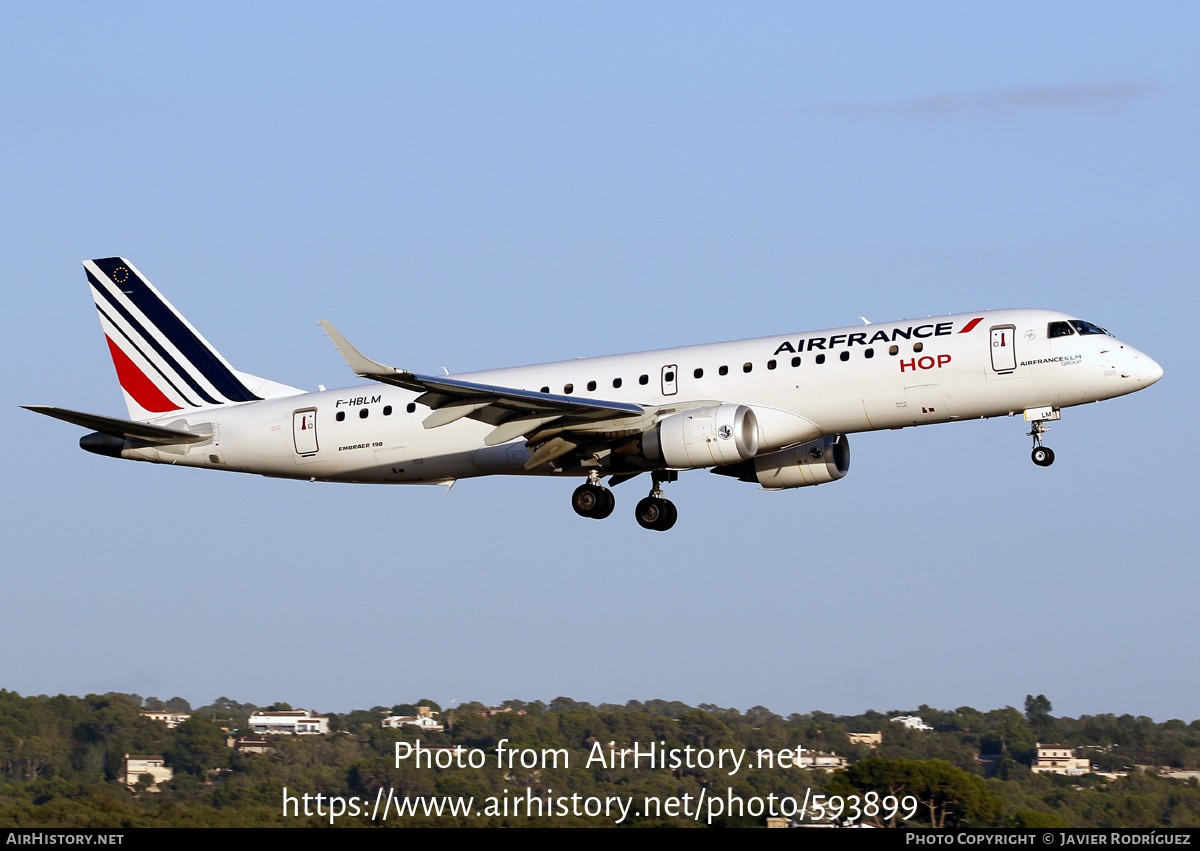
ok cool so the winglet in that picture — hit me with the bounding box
[318,321,403,378]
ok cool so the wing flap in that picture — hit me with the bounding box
[485,414,564,447]
[421,400,493,429]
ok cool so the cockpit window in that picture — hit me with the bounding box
[1070,319,1110,336]
[1048,321,1074,338]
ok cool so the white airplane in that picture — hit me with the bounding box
[26,257,1163,531]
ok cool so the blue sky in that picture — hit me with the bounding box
[2,2,1196,722]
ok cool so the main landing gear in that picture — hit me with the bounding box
[571,471,615,520]
[571,470,678,530]
[635,471,678,532]
[1028,418,1055,467]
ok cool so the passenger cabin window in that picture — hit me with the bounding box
[406,403,416,413]
[865,348,874,359]
[541,386,550,394]
[663,371,674,383]
[719,365,729,376]
[383,405,392,415]
[913,342,924,352]
[612,378,622,389]
[587,380,596,391]
[791,356,801,367]
[815,354,826,364]
[767,359,776,370]
[359,408,369,419]
[694,368,703,379]
[639,374,649,385]
[840,351,850,361]
[889,345,898,356]
[336,411,345,422]
[564,384,573,394]
[1048,321,1075,338]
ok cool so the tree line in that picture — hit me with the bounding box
[1,690,1198,827]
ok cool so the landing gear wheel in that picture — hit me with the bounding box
[635,496,676,531]
[572,483,608,518]
[595,486,615,519]
[635,497,662,529]
[1031,446,1055,467]
[658,499,678,531]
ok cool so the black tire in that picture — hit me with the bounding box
[572,483,602,517]
[655,499,678,531]
[594,487,615,519]
[635,496,664,529]
[1031,447,1055,467]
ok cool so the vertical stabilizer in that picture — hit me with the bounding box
[85,257,299,420]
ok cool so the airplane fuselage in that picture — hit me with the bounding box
[105,308,1159,486]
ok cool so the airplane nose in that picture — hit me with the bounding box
[1140,354,1164,385]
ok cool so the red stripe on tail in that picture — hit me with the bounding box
[105,335,182,413]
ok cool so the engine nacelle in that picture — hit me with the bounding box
[711,434,850,489]
[643,405,759,469]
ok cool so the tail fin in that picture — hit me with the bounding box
[85,257,301,420]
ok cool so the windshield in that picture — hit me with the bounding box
[1070,319,1110,336]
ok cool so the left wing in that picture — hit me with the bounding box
[319,322,651,463]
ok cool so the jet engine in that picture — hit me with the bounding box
[642,405,758,469]
[711,434,849,489]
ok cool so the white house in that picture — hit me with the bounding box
[891,715,933,731]
[249,709,329,735]
[799,751,849,771]
[140,711,190,729]
[1031,743,1091,776]
[124,754,173,790]
[382,714,445,732]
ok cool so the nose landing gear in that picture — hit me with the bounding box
[1027,415,1055,467]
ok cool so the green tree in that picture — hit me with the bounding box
[167,716,228,777]
[1025,695,1053,733]
[1010,809,1068,827]
[829,756,1003,828]
[164,697,192,713]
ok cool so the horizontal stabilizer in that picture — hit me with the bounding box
[21,405,209,445]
